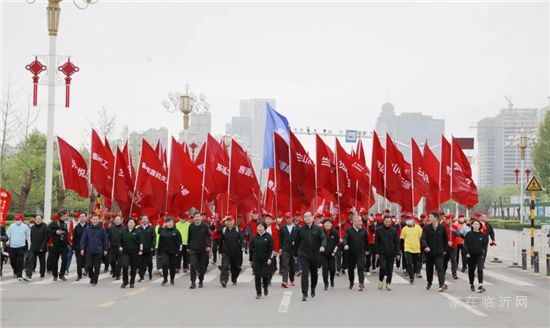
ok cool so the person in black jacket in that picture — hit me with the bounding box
[249,221,273,299]
[137,216,156,281]
[295,212,326,302]
[71,213,88,281]
[219,216,244,287]
[48,211,70,281]
[344,216,370,291]
[158,218,182,286]
[0,224,7,277]
[24,215,50,280]
[464,219,489,293]
[188,212,212,289]
[320,219,338,290]
[278,213,297,288]
[421,212,448,292]
[108,215,124,280]
[119,218,140,288]
[374,216,400,291]
[80,215,108,286]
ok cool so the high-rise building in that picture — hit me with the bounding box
[477,106,547,189]
[374,102,445,160]
[128,127,168,157]
[178,111,212,147]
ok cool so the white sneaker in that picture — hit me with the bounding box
[23,276,32,282]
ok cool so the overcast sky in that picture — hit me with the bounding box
[1,0,548,159]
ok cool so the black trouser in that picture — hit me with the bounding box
[252,260,269,295]
[122,252,139,284]
[347,253,366,285]
[220,252,242,284]
[49,246,68,278]
[86,253,102,284]
[190,250,208,283]
[299,256,319,297]
[211,239,219,263]
[25,251,46,278]
[444,247,458,277]
[320,255,335,286]
[468,254,484,285]
[268,255,277,284]
[365,247,377,271]
[138,252,153,279]
[74,249,86,278]
[177,245,189,270]
[109,248,122,278]
[9,247,26,278]
[379,255,395,284]
[280,250,296,283]
[426,254,445,287]
[162,252,178,282]
[336,248,343,272]
[102,253,109,271]
[456,244,467,271]
[405,252,421,280]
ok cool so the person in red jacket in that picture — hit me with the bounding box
[209,216,221,265]
[264,214,279,285]
[442,214,459,279]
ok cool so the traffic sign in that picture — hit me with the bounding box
[525,176,543,192]
[345,130,357,143]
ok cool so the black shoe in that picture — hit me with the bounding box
[221,281,227,288]
[198,281,203,288]
[190,283,196,289]
[91,283,97,286]
[426,283,432,290]
[53,277,58,281]
[138,278,144,282]
[410,279,414,285]
[311,290,316,298]
[349,283,354,290]
[115,277,120,281]
[40,274,45,278]
[76,277,81,281]
[302,296,308,301]
[256,294,261,299]
[130,283,135,288]
[330,280,334,288]
[470,284,475,291]
[453,275,458,280]
[477,286,486,293]
[149,273,153,280]
[59,275,67,281]
[121,283,127,288]
[161,280,168,286]
[264,288,268,296]
[324,284,328,290]
[170,280,175,286]
[103,268,108,273]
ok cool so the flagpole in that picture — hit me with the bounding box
[438,136,443,213]
[200,136,209,213]
[451,136,459,218]
[411,137,416,215]
[384,134,388,210]
[112,148,119,216]
[314,136,319,214]
[335,137,342,238]
[288,133,293,214]
[273,133,279,217]
[226,140,232,214]
[128,141,143,217]
[165,140,172,216]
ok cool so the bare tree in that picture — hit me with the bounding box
[0,78,19,186]
[89,107,117,140]
[17,94,39,143]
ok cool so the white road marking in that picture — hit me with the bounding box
[389,273,409,284]
[455,270,494,286]
[278,291,293,313]
[440,292,488,317]
[483,270,534,286]
[97,300,115,308]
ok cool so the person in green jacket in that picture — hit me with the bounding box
[176,216,190,273]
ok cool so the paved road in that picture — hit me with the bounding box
[1,258,549,328]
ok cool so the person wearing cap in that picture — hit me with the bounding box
[464,219,488,293]
[80,214,108,286]
[137,216,156,281]
[442,215,459,280]
[219,216,244,287]
[249,221,273,299]
[320,219,339,290]
[279,212,298,288]
[158,218,183,286]
[107,215,124,280]
[208,216,221,265]
[365,214,377,275]
[119,218,140,288]
[6,214,30,280]
[71,213,88,281]
[294,211,326,301]
[188,212,212,289]
[421,211,448,292]
[48,210,70,281]
[455,213,468,273]
[400,214,423,284]
[264,214,280,285]
[374,215,400,291]
[175,215,190,273]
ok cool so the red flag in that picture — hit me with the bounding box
[200,134,229,202]
[90,129,111,198]
[290,132,316,206]
[411,138,430,201]
[112,147,133,218]
[57,136,89,198]
[167,137,202,217]
[422,141,441,213]
[371,131,385,196]
[440,136,451,204]
[132,140,168,220]
[274,132,302,212]
[451,138,478,209]
[264,168,276,214]
[0,188,12,225]
[335,138,355,210]
[229,139,260,213]
[354,139,375,211]
[385,134,415,212]
[316,135,336,202]
[103,138,114,211]
[121,142,136,184]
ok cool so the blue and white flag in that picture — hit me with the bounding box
[262,103,290,169]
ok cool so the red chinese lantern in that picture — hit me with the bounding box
[58,58,80,108]
[514,168,520,184]
[25,57,47,107]
[525,168,531,184]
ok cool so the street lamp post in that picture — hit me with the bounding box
[519,136,527,224]
[163,84,209,144]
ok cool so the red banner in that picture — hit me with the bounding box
[316,134,336,202]
[0,188,11,225]
[112,146,133,218]
[229,139,260,213]
[451,138,478,209]
[440,136,451,204]
[57,136,89,198]
[371,131,385,196]
[423,141,441,213]
[90,129,112,199]
[290,132,316,206]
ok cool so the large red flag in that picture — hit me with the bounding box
[385,134,415,212]
[274,132,302,213]
[440,136,451,204]
[229,139,260,213]
[354,139,375,211]
[112,147,133,218]
[290,132,316,206]
[264,168,276,214]
[122,142,136,184]
[57,136,89,198]
[423,141,441,213]
[132,140,168,221]
[451,138,478,209]
[335,138,355,209]
[199,134,229,203]
[103,138,114,211]
[411,138,430,202]
[167,137,202,217]
[316,135,336,202]
[371,131,385,196]
[90,129,111,198]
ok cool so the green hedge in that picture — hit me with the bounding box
[490,220,542,230]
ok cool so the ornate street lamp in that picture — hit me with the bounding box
[163,84,209,143]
